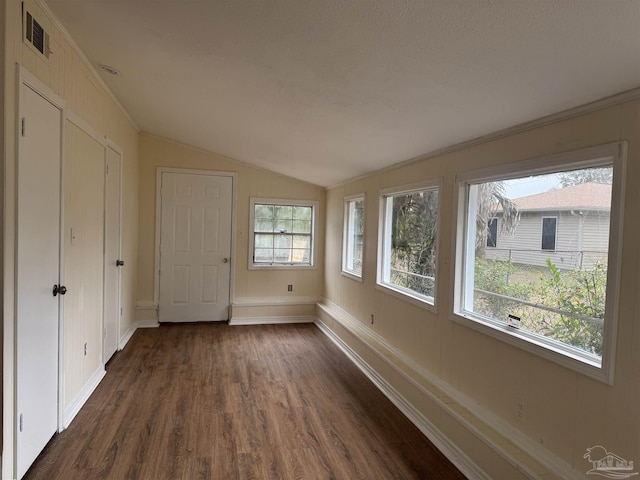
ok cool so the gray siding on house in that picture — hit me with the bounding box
[485,210,608,270]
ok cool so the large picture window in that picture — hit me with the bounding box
[454,143,625,382]
[342,195,365,278]
[378,182,439,307]
[250,198,318,268]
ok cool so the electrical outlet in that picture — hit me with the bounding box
[287,284,293,292]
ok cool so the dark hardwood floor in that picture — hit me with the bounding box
[25,323,466,479]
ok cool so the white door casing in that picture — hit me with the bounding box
[158,172,233,322]
[103,146,122,363]
[16,83,63,479]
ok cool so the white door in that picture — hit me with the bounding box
[159,173,232,322]
[16,83,62,479]
[103,146,122,363]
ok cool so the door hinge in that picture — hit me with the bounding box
[19,413,23,432]
[106,163,109,175]
[21,117,26,137]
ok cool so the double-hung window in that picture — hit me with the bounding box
[250,198,318,268]
[454,143,625,382]
[342,195,365,279]
[377,181,440,308]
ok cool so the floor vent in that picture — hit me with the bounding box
[24,10,51,59]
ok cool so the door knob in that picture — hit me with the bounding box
[116,260,125,266]
[53,284,67,296]
[223,257,229,263]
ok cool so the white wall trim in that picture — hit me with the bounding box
[62,366,106,429]
[119,319,159,351]
[136,320,160,328]
[229,315,316,326]
[316,300,585,480]
[118,324,137,350]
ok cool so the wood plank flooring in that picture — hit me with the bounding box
[24,323,466,479]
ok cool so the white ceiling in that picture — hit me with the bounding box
[45,0,640,187]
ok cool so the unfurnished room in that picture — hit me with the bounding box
[2,1,640,479]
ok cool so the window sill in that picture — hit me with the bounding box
[451,310,611,384]
[375,282,437,313]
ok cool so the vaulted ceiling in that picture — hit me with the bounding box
[45,0,640,187]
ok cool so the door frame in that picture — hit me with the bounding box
[11,66,67,477]
[153,168,237,315]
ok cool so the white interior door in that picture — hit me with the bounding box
[103,146,122,363]
[159,173,232,322]
[16,83,62,479]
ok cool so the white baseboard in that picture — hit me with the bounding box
[316,300,581,480]
[229,315,316,326]
[135,320,160,328]
[62,366,106,429]
[119,324,136,350]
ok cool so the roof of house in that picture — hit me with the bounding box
[513,182,611,212]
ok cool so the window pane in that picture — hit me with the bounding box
[292,234,311,250]
[254,204,274,219]
[254,248,273,263]
[344,198,364,276]
[275,219,293,233]
[292,220,311,233]
[383,189,438,300]
[293,206,312,220]
[274,234,293,249]
[291,248,311,263]
[254,219,275,233]
[275,205,293,219]
[465,166,612,357]
[273,248,292,262]
[254,234,274,248]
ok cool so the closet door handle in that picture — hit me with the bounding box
[53,284,67,296]
[116,260,125,267]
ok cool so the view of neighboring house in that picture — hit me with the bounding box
[486,183,611,270]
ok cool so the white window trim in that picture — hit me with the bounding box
[249,197,319,270]
[377,180,441,312]
[452,142,626,384]
[342,193,365,282]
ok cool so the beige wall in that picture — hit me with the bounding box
[323,99,640,476]
[3,0,139,475]
[137,134,325,317]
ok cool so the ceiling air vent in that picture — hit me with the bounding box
[24,11,51,59]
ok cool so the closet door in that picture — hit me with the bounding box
[16,81,63,480]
